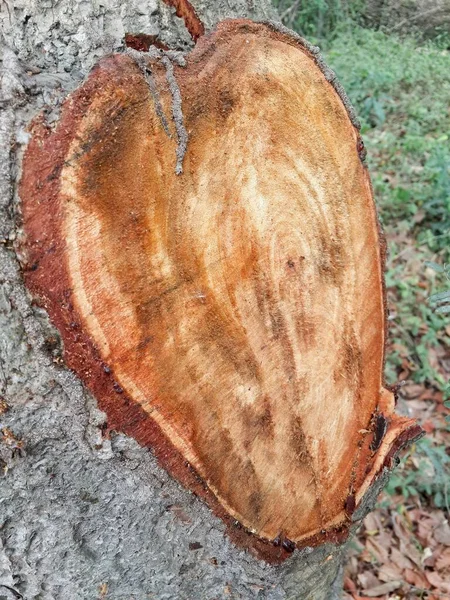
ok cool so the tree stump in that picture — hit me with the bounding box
[1,1,422,597]
[19,18,421,560]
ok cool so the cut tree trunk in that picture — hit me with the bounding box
[0,2,422,599]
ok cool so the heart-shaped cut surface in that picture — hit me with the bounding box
[20,20,421,560]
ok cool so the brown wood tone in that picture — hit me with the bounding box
[124,33,170,52]
[162,0,205,41]
[19,20,421,560]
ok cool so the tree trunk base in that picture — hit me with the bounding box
[0,1,421,598]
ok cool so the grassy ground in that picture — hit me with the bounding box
[323,26,450,600]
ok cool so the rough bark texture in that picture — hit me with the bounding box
[0,2,421,599]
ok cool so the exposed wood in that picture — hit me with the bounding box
[162,0,206,41]
[19,19,421,562]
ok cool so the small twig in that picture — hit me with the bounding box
[445,480,450,518]
[0,355,6,395]
[0,585,23,600]
[0,0,13,25]
[280,0,301,22]
[391,230,450,263]
[126,48,171,136]
[127,47,188,174]
[407,585,450,599]
[389,7,445,32]
[160,54,188,175]
[389,319,417,348]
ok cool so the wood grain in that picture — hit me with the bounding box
[19,20,421,556]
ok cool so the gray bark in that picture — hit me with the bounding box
[0,2,383,598]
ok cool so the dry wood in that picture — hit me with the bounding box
[162,0,205,40]
[18,20,421,561]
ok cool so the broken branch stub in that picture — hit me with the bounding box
[19,20,422,562]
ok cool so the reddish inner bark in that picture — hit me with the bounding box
[162,0,205,41]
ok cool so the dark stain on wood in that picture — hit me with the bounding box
[370,413,388,452]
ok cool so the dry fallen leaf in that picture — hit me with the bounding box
[363,513,384,535]
[363,580,402,597]
[344,576,358,594]
[403,567,431,590]
[366,537,390,563]
[167,504,193,525]
[435,547,450,572]
[391,515,422,568]
[425,569,450,594]
[401,383,425,399]
[390,546,414,571]
[357,571,381,590]
[434,520,450,546]
[377,563,403,582]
